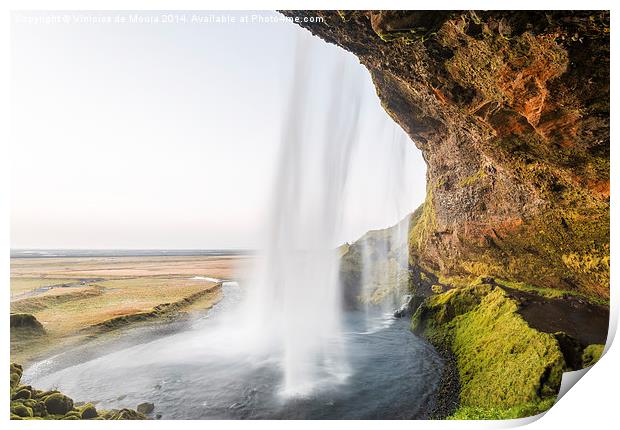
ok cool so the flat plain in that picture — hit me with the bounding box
[10,255,251,365]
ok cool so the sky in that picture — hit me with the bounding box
[10,11,427,249]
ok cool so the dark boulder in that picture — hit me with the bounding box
[44,393,74,415]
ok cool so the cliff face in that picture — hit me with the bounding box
[285,11,610,299]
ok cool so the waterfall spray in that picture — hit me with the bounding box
[239,34,367,396]
[357,125,414,326]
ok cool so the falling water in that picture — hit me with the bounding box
[238,34,367,396]
[357,126,416,326]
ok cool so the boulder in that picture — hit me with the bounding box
[137,402,155,414]
[44,393,74,415]
[12,388,32,400]
[11,403,33,418]
[80,403,98,419]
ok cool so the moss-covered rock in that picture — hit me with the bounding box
[412,283,565,418]
[10,363,23,389]
[11,403,33,418]
[9,363,147,420]
[80,403,98,419]
[582,344,605,367]
[63,410,83,419]
[30,400,48,417]
[44,393,74,415]
[12,388,32,400]
[103,408,148,420]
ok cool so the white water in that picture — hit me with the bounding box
[355,127,415,327]
[236,34,368,396]
[234,33,421,395]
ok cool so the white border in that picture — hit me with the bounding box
[1,1,617,429]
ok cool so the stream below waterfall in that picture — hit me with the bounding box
[23,282,444,419]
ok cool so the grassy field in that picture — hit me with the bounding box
[10,255,250,365]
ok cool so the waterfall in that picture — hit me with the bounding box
[238,34,367,396]
[357,127,414,325]
[233,27,420,396]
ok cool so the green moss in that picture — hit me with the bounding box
[107,408,147,420]
[9,362,146,420]
[63,410,82,419]
[448,203,609,301]
[80,403,98,419]
[562,252,610,276]
[12,388,32,400]
[494,278,609,306]
[412,284,565,418]
[460,261,504,278]
[431,284,444,293]
[457,168,487,187]
[582,344,604,367]
[409,191,437,253]
[11,403,33,418]
[10,363,23,389]
[44,393,74,415]
[439,21,568,109]
[449,397,555,420]
[437,274,473,288]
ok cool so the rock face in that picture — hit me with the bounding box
[339,215,411,309]
[284,11,609,299]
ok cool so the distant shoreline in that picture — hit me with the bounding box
[10,249,255,259]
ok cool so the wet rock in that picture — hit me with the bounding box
[44,393,74,415]
[394,295,413,318]
[137,402,155,415]
[80,403,98,419]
